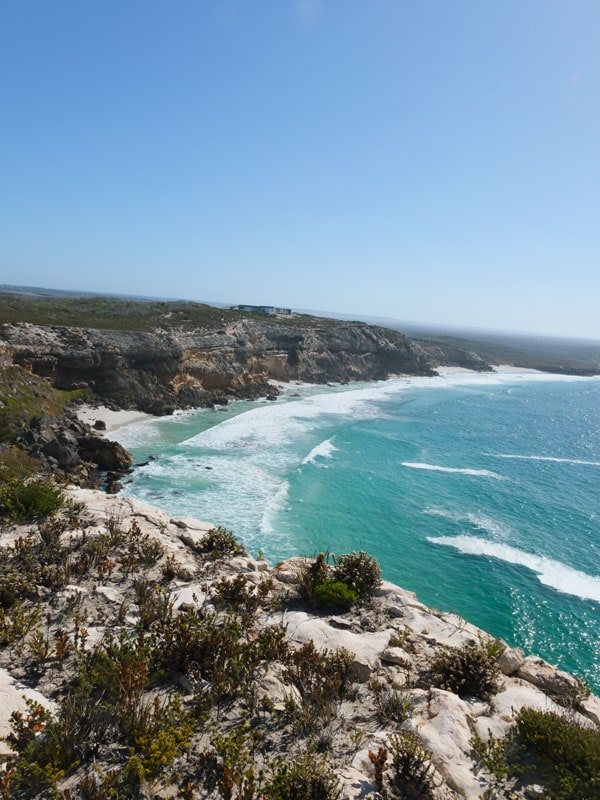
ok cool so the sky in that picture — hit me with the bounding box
[1,1,599,339]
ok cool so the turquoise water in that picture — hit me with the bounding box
[115,371,600,689]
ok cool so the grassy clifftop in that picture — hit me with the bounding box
[0,294,347,333]
[0,366,87,442]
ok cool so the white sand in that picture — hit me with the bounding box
[493,363,542,373]
[77,405,153,434]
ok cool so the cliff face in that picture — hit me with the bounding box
[0,318,438,413]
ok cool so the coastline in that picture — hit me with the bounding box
[76,366,560,436]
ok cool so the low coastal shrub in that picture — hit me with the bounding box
[387,730,436,799]
[370,681,414,724]
[371,732,436,799]
[283,642,354,734]
[199,526,244,559]
[0,479,64,522]
[264,751,343,799]
[513,707,600,799]
[333,550,382,599]
[298,550,382,611]
[312,580,359,610]
[429,638,502,699]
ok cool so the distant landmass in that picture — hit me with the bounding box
[1,284,599,378]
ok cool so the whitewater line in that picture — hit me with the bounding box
[428,535,600,603]
[401,462,503,479]
[490,454,600,467]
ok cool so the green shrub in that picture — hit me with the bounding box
[469,730,510,780]
[264,751,342,799]
[199,526,244,559]
[370,681,414,724]
[333,550,382,599]
[429,638,501,699]
[299,550,380,610]
[514,707,600,799]
[0,479,64,522]
[388,730,436,798]
[283,642,353,734]
[298,552,331,607]
[312,580,359,610]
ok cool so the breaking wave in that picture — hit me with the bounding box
[401,462,503,479]
[428,535,600,603]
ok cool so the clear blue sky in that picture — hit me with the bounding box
[1,1,599,338]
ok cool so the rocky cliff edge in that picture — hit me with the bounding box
[1,488,597,799]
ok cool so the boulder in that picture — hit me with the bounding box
[516,656,586,701]
[380,647,412,668]
[170,585,208,611]
[77,435,133,472]
[497,645,525,675]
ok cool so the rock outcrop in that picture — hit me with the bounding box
[11,412,133,491]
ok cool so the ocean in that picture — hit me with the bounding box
[113,370,600,690]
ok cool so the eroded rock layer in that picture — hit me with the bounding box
[0,318,443,413]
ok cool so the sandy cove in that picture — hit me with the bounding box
[76,404,154,433]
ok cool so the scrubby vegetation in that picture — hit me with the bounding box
[332,550,382,600]
[0,365,87,442]
[0,486,598,799]
[470,708,600,799]
[0,479,64,522]
[0,500,381,798]
[0,293,347,334]
[298,550,381,611]
[429,637,503,699]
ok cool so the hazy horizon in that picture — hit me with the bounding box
[4,282,600,347]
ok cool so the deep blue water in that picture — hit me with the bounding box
[115,370,600,689]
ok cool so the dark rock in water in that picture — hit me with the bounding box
[105,475,123,494]
[265,393,277,401]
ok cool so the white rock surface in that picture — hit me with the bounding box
[410,689,487,798]
[284,610,392,682]
[0,669,56,755]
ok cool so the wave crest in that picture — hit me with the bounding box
[491,454,600,467]
[401,462,503,479]
[428,535,600,603]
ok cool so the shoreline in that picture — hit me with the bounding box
[76,365,584,436]
[76,405,154,433]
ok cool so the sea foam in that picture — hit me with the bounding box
[491,454,600,467]
[302,438,338,465]
[425,508,512,541]
[402,462,503,479]
[428,535,600,603]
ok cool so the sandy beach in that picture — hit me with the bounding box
[76,405,154,434]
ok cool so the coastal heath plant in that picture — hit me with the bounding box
[429,638,501,699]
[332,550,382,599]
[0,478,64,522]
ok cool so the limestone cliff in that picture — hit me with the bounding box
[0,317,441,413]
